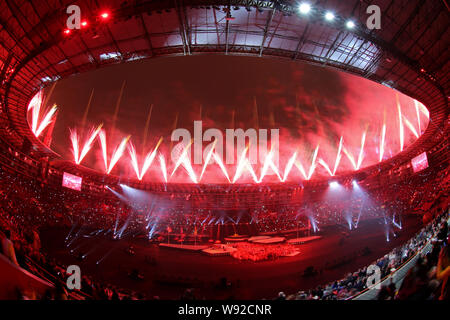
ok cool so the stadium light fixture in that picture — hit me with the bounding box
[346,20,355,29]
[81,20,88,27]
[299,3,311,14]
[63,29,71,35]
[100,12,110,19]
[325,12,335,21]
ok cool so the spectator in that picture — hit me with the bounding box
[436,237,450,300]
[1,229,20,266]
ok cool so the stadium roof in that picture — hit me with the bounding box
[0,0,448,171]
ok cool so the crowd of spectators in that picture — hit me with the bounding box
[0,169,145,300]
[276,211,449,300]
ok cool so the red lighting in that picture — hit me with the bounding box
[81,20,88,27]
[63,29,71,35]
[100,12,109,19]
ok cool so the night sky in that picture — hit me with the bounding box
[42,54,423,179]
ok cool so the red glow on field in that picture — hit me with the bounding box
[44,58,430,184]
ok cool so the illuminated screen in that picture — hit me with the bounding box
[62,172,82,191]
[411,152,429,173]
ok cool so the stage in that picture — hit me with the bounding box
[250,236,286,244]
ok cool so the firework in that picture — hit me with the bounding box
[70,129,80,164]
[259,152,271,182]
[171,140,193,177]
[332,136,343,175]
[29,91,43,133]
[159,154,168,183]
[343,146,357,170]
[99,130,131,174]
[77,124,103,164]
[403,115,419,138]
[268,153,282,182]
[416,100,429,119]
[379,123,386,162]
[307,145,319,180]
[28,90,58,138]
[108,136,131,174]
[180,155,198,183]
[318,158,333,176]
[98,130,108,172]
[246,161,259,183]
[129,138,163,180]
[199,140,217,181]
[212,152,231,182]
[35,104,58,137]
[128,142,140,179]
[232,145,250,183]
[63,90,426,183]
[414,100,421,134]
[294,160,308,180]
[140,138,163,179]
[259,148,282,182]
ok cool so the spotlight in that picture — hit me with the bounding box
[81,20,88,27]
[100,12,110,19]
[63,29,71,35]
[325,12,335,21]
[329,181,339,188]
[299,3,311,14]
[346,20,355,29]
[352,180,358,186]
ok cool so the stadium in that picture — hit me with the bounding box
[0,0,448,303]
